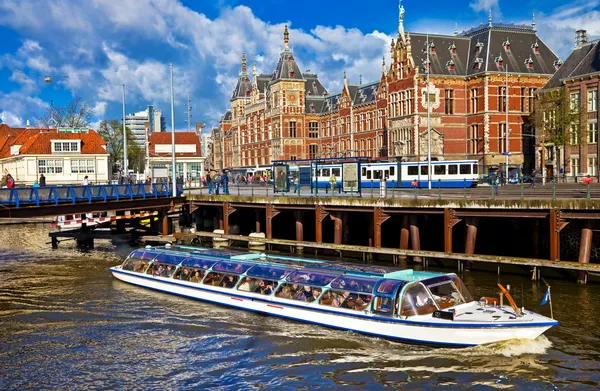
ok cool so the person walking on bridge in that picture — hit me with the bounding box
[530,169,537,188]
[82,176,89,186]
[39,174,46,187]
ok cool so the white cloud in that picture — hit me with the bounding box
[92,101,108,117]
[469,0,499,13]
[0,111,24,127]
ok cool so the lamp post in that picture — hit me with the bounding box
[505,63,509,184]
[184,94,192,133]
[170,64,177,197]
[122,84,127,177]
[426,34,432,190]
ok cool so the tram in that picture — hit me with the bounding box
[111,246,557,347]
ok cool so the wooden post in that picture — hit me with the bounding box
[399,215,409,260]
[330,213,343,245]
[162,213,170,236]
[294,211,304,253]
[443,208,460,254]
[409,215,422,263]
[315,205,328,244]
[577,223,593,284]
[255,209,261,233]
[222,203,229,234]
[549,209,567,262]
[373,207,390,248]
[464,217,479,269]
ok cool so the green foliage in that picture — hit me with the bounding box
[97,120,144,171]
[532,88,580,146]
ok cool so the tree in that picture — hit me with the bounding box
[97,120,144,173]
[36,97,94,128]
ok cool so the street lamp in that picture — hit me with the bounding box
[184,94,192,133]
[426,33,432,190]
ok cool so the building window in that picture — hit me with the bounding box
[71,159,95,173]
[571,157,580,176]
[571,123,580,145]
[498,123,507,153]
[570,91,581,112]
[469,124,481,154]
[520,88,526,112]
[588,90,598,112]
[470,88,479,113]
[444,89,454,114]
[309,121,319,138]
[309,144,319,159]
[289,122,297,138]
[38,159,63,174]
[53,142,79,153]
[589,121,598,144]
[588,157,598,176]
[498,87,506,112]
[290,155,297,161]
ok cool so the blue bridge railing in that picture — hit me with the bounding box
[0,183,183,208]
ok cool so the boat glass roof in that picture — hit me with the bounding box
[330,275,379,293]
[153,253,188,265]
[246,265,295,280]
[130,250,161,261]
[180,257,218,270]
[376,279,405,294]
[213,261,254,274]
[286,270,342,287]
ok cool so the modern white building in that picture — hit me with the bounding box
[200,132,212,160]
[148,132,205,181]
[125,106,166,148]
[0,124,110,185]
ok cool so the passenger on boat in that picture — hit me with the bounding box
[296,285,313,301]
[238,277,255,292]
[254,280,274,295]
[155,265,165,277]
[221,275,237,289]
[277,285,293,299]
[190,271,202,283]
[319,291,333,305]
[163,266,174,277]
[134,262,147,273]
[179,268,191,281]
[306,288,321,303]
[146,265,155,275]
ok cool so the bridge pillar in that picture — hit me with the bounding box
[295,211,304,253]
[577,223,593,284]
[161,212,171,236]
[265,204,279,239]
[255,210,261,233]
[464,217,478,269]
[315,205,328,244]
[373,207,390,248]
[409,215,422,263]
[444,208,461,254]
[399,216,409,260]
[116,211,126,234]
[330,213,343,245]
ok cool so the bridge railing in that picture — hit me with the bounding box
[0,183,181,208]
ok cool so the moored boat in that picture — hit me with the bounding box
[110,246,557,347]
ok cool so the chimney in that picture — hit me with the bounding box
[576,29,588,48]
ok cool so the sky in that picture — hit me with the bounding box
[0,0,599,132]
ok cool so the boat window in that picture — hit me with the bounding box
[320,290,372,311]
[181,257,218,270]
[237,277,277,295]
[276,283,322,302]
[213,261,254,275]
[448,165,458,175]
[122,250,159,271]
[150,263,177,278]
[400,283,438,317]
[420,166,428,175]
[153,253,188,266]
[376,279,404,294]
[286,270,341,287]
[425,279,468,309]
[434,165,446,175]
[330,276,378,293]
[203,272,225,286]
[390,166,395,176]
[174,268,205,282]
[472,164,478,174]
[460,164,471,174]
[332,168,341,177]
[246,265,294,280]
[407,166,418,175]
[220,274,240,289]
[372,296,394,316]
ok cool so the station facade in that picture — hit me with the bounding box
[212,6,559,172]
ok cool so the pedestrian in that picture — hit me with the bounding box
[6,174,15,188]
[39,173,46,187]
[214,172,221,195]
[493,172,499,195]
[294,176,300,195]
[82,175,89,186]
[1,174,7,188]
[206,172,213,194]
[530,169,537,188]
[32,181,39,188]
[221,171,229,195]
[144,176,152,185]
[329,174,337,194]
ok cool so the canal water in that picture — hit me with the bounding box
[1,224,599,390]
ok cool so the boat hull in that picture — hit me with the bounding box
[111,268,555,347]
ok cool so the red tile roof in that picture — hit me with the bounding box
[0,125,108,158]
[149,131,202,157]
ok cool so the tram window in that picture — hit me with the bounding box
[407,166,418,175]
[390,166,395,176]
[473,164,478,174]
[448,165,458,175]
[434,165,446,175]
[366,170,372,180]
[384,170,390,179]
[361,167,367,177]
[400,283,437,317]
[460,164,471,174]
[373,170,381,180]
[420,166,428,175]
[332,168,341,177]
[322,168,330,177]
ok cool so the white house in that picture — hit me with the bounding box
[0,124,109,185]
[148,131,205,180]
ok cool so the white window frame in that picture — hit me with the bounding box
[71,159,95,174]
[38,159,64,174]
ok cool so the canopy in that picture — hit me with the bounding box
[213,261,254,274]
[246,265,294,280]
[180,257,218,270]
[153,253,188,266]
[286,270,342,287]
[330,275,379,294]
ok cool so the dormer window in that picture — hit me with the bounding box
[310,104,315,113]
[289,70,295,78]
[495,55,503,67]
[503,38,511,51]
[532,41,539,54]
[449,43,457,54]
[525,56,534,69]
[246,90,250,96]
[307,91,312,96]
[554,59,563,70]
[324,91,328,96]
[429,41,435,53]
[446,60,455,71]
[52,141,80,153]
[475,40,484,53]
[423,59,431,71]
[474,58,483,70]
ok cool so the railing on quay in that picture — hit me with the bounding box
[0,183,184,208]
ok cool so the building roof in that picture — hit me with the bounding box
[0,126,107,158]
[149,131,202,157]
[541,40,600,90]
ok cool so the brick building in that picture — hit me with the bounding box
[535,30,600,179]
[213,6,559,171]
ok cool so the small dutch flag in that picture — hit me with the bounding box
[541,287,551,306]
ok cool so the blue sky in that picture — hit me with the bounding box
[0,0,598,132]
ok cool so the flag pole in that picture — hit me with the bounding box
[548,286,553,319]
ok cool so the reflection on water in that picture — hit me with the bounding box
[1,224,599,390]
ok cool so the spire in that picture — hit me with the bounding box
[343,70,348,88]
[488,9,493,27]
[252,63,257,84]
[241,52,247,74]
[359,74,363,85]
[382,56,386,75]
[398,0,405,36]
[454,22,459,36]
[532,13,536,32]
[283,25,289,49]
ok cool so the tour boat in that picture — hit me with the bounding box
[110,246,558,347]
